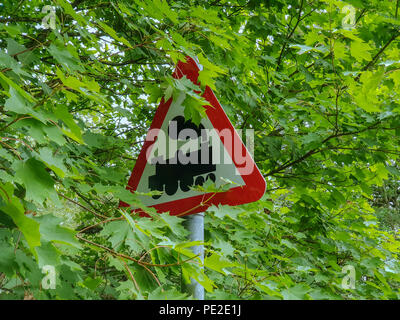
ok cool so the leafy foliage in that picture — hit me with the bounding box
[0,0,399,300]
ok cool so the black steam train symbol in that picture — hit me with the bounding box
[148,116,216,199]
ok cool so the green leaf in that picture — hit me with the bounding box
[0,73,36,102]
[289,44,326,55]
[204,253,234,274]
[0,182,41,249]
[386,166,400,176]
[351,40,372,62]
[197,53,226,90]
[281,284,310,300]
[0,50,28,76]
[54,105,83,144]
[100,220,143,254]
[82,277,103,290]
[97,21,132,48]
[214,239,235,257]
[158,212,188,237]
[37,147,67,178]
[6,38,37,65]
[13,158,58,205]
[35,240,60,268]
[0,200,41,249]
[0,244,18,277]
[4,87,35,114]
[47,43,83,72]
[207,205,241,221]
[34,214,81,248]
[55,0,88,27]
[183,94,205,126]
[153,0,179,24]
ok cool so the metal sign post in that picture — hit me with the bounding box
[184,212,204,300]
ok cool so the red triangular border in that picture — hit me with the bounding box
[120,57,266,216]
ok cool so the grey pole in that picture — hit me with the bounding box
[183,212,204,300]
[183,56,204,300]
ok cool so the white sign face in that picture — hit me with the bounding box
[135,93,245,206]
[123,57,266,217]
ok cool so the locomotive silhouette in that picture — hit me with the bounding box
[148,116,216,199]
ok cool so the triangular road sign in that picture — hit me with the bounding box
[120,56,266,216]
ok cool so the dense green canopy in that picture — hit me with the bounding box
[0,0,399,299]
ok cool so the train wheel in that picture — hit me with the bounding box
[206,173,216,182]
[152,193,162,200]
[151,185,163,199]
[195,176,205,186]
[165,181,178,196]
[180,176,193,192]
